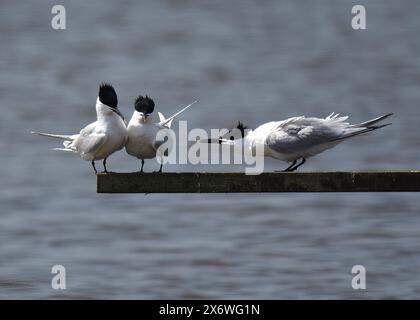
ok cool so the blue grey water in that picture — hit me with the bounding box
[1,0,420,299]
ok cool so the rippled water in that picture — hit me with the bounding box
[1,0,420,299]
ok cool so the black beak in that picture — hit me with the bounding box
[112,108,125,121]
[196,138,222,144]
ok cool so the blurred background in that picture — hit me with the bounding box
[1,0,420,299]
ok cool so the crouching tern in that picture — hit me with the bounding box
[202,113,393,171]
[32,83,127,173]
[125,96,197,172]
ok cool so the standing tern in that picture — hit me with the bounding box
[125,95,197,172]
[32,83,127,173]
[204,113,393,171]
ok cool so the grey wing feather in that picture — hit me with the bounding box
[73,123,107,155]
[266,117,346,154]
[74,133,107,155]
[266,114,392,156]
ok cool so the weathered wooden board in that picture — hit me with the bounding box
[97,171,420,193]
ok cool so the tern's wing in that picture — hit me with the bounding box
[79,122,97,136]
[73,123,107,156]
[266,114,390,156]
[74,133,107,156]
[265,116,351,155]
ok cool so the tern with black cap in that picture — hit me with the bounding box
[32,83,128,173]
[200,113,393,171]
[125,95,197,172]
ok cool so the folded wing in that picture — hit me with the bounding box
[266,113,391,156]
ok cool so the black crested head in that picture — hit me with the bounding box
[134,95,155,114]
[237,121,248,138]
[224,121,248,141]
[98,83,118,109]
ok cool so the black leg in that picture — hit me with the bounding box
[91,160,97,174]
[290,158,306,171]
[140,159,144,173]
[283,160,297,172]
[154,158,163,173]
[102,158,108,173]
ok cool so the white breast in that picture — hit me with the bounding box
[126,122,158,159]
[93,117,127,160]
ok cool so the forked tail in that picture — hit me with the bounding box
[31,131,76,152]
[334,113,393,141]
[350,113,393,128]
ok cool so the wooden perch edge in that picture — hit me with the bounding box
[96,171,420,193]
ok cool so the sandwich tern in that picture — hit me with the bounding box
[125,95,197,172]
[32,83,128,173]
[204,113,393,171]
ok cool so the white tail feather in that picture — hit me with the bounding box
[350,113,393,128]
[31,131,73,140]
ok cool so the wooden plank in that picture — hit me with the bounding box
[96,171,420,193]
